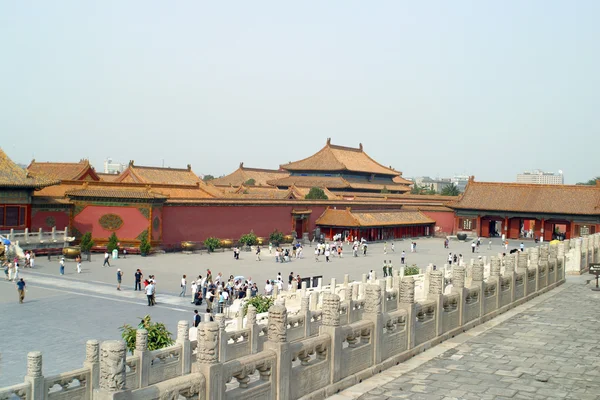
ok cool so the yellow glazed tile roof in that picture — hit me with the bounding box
[451,179,600,215]
[27,160,99,181]
[0,148,59,189]
[280,139,400,176]
[316,208,435,227]
[212,163,289,187]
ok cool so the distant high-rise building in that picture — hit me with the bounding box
[104,158,126,174]
[516,169,564,185]
[451,175,470,192]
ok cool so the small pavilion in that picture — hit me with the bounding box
[315,207,435,242]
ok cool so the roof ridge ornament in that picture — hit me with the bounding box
[326,138,331,145]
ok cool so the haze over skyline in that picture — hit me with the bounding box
[1,1,598,184]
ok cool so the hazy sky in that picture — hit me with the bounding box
[1,1,598,183]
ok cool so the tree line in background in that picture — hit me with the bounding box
[410,183,461,196]
[576,177,600,185]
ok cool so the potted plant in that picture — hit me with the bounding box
[79,232,94,262]
[120,315,174,354]
[204,237,221,253]
[269,229,284,247]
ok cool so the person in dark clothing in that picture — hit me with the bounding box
[193,310,201,327]
[134,269,143,291]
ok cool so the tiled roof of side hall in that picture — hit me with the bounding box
[451,179,600,216]
[27,160,100,181]
[316,208,436,227]
[280,139,400,176]
[0,148,60,189]
[116,162,201,185]
[211,163,289,187]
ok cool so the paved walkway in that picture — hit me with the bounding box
[330,276,600,400]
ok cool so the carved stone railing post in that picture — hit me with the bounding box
[300,295,312,338]
[557,241,566,276]
[318,293,342,384]
[490,256,501,279]
[214,313,227,363]
[84,340,100,390]
[24,351,44,400]
[452,266,466,325]
[134,329,150,388]
[246,304,259,354]
[264,304,291,400]
[177,320,191,375]
[583,237,590,271]
[378,279,387,313]
[94,340,128,400]
[549,244,558,285]
[362,284,383,365]
[399,277,416,349]
[472,262,485,319]
[428,270,444,337]
[330,278,337,294]
[529,247,540,294]
[540,245,549,288]
[196,322,223,400]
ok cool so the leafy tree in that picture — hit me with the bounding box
[441,184,460,196]
[79,232,94,254]
[239,231,258,246]
[305,187,328,200]
[139,230,151,255]
[107,232,119,253]
[202,175,215,182]
[425,187,437,195]
[242,295,274,316]
[120,315,174,354]
[576,177,600,185]
[410,184,423,194]
[204,237,221,252]
[244,178,256,186]
[269,229,284,245]
[380,186,390,194]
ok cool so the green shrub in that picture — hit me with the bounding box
[139,230,151,255]
[120,315,174,354]
[269,230,284,245]
[80,232,94,253]
[204,237,221,252]
[107,232,119,253]
[239,231,258,246]
[242,295,274,316]
[404,265,421,276]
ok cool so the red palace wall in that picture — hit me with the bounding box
[31,209,70,232]
[162,205,328,246]
[73,205,150,243]
[422,211,454,236]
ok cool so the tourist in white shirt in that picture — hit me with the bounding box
[180,275,187,297]
[264,280,273,295]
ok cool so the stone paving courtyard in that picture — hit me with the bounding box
[331,275,600,400]
[0,237,577,390]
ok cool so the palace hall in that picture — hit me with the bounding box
[2,140,600,249]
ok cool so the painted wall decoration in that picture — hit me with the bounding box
[73,205,150,242]
[45,216,56,228]
[99,214,124,231]
[31,209,70,232]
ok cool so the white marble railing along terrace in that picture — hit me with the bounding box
[2,234,598,400]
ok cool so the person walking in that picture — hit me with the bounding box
[193,310,201,327]
[391,242,395,252]
[134,269,143,291]
[488,240,492,250]
[471,242,476,253]
[30,252,35,268]
[383,241,387,254]
[116,269,123,291]
[16,278,26,303]
[59,257,65,275]
[383,260,388,277]
[325,248,330,262]
[145,281,155,306]
[77,259,82,274]
[388,260,393,276]
[256,245,261,261]
[103,251,111,267]
[180,275,187,297]
[401,250,406,265]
